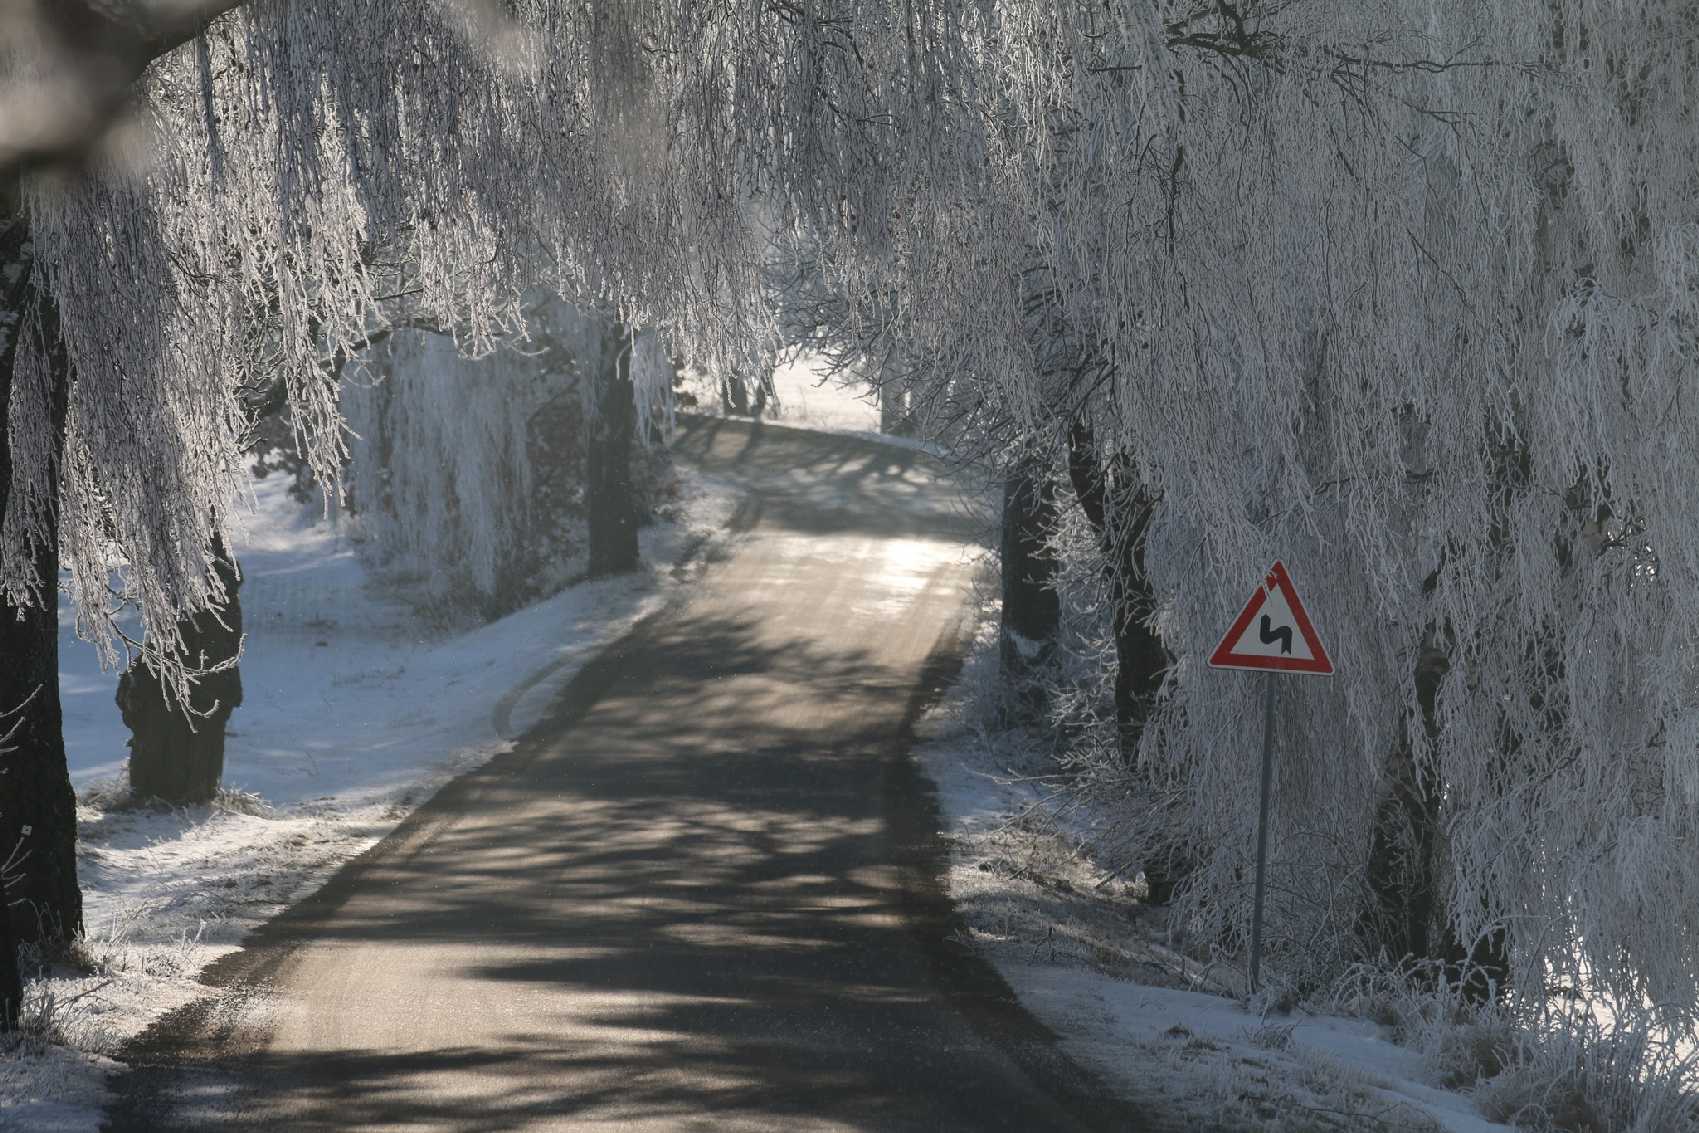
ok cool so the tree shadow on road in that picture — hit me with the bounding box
[672,416,984,542]
[105,420,1148,1133]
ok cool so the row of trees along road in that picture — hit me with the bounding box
[3,2,1699,1042]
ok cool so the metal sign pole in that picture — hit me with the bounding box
[1249,670,1276,995]
[1209,560,1333,997]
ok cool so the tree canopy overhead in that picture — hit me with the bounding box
[4,0,782,666]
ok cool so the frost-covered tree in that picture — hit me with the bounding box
[0,1,774,947]
[348,327,560,616]
[343,299,674,612]
[750,1,1699,1021]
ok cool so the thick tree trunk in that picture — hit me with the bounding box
[722,371,771,419]
[587,320,639,578]
[1360,630,1510,1000]
[0,203,82,958]
[0,888,16,1030]
[1067,422,1180,900]
[0,196,23,1029]
[878,370,909,435]
[721,371,751,416]
[0,556,77,948]
[1110,578,1167,758]
[117,536,243,805]
[1107,514,1173,899]
[1362,639,1447,967]
[1439,883,1511,1003]
[999,458,1059,713]
[1066,423,1167,760]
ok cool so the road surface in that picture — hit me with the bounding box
[108,418,1145,1132]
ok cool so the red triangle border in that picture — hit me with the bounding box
[1207,560,1334,675]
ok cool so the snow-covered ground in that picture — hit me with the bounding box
[766,351,882,433]
[913,589,1520,1133]
[2,463,742,1133]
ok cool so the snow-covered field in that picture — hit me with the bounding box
[2,463,742,1132]
[766,351,881,433]
[913,589,1520,1133]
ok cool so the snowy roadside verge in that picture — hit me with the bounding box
[1,463,743,1133]
[912,582,1515,1133]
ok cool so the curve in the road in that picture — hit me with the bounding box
[106,417,1151,1132]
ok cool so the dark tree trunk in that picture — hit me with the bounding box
[721,371,751,416]
[878,371,909,435]
[1066,423,1167,761]
[0,200,82,961]
[999,458,1059,713]
[1438,867,1511,1004]
[0,506,77,948]
[1361,629,1510,1002]
[1110,583,1168,760]
[722,371,771,419]
[1362,638,1447,967]
[1067,422,1179,900]
[0,895,16,1030]
[587,320,639,578]
[117,536,243,805]
[0,195,24,1030]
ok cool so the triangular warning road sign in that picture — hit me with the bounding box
[1208,561,1334,675]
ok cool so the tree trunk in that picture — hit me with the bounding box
[117,536,243,805]
[721,371,751,416]
[878,369,909,435]
[1066,423,1167,760]
[1110,576,1167,759]
[587,320,639,578]
[1067,422,1179,900]
[1362,637,1447,968]
[1360,627,1510,1001]
[999,457,1059,714]
[1439,884,1511,1003]
[0,532,77,948]
[0,884,16,1030]
[0,195,24,1029]
[0,200,82,958]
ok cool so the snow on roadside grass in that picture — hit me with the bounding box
[1,463,742,1133]
[913,585,1516,1133]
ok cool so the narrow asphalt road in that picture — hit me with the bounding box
[107,418,1146,1132]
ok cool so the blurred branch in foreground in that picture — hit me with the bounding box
[0,0,243,178]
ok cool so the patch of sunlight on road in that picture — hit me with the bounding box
[846,537,970,618]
